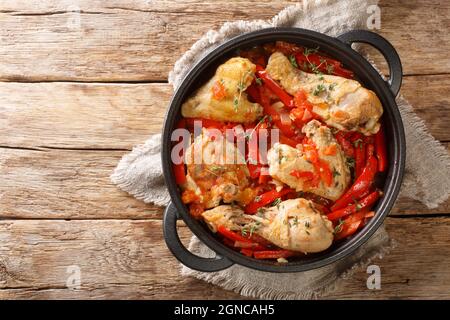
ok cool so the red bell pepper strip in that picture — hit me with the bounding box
[334,213,364,240]
[247,163,262,180]
[217,226,254,243]
[327,190,382,222]
[257,70,295,108]
[290,170,320,188]
[302,141,333,187]
[245,82,260,103]
[331,156,378,211]
[274,41,303,55]
[222,237,237,249]
[353,135,366,178]
[317,159,333,187]
[375,125,388,172]
[253,250,297,260]
[258,85,296,137]
[366,143,375,159]
[240,248,254,257]
[185,118,226,130]
[176,118,186,130]
[244,188,292,214]
[258,171,271,184]
[335,131,355,158]
[173,163,187,185]
[234,241,267,251]
[332,66,354,79]
[290,170,316,181]
[295,52,354,79]
[279,134,300,148]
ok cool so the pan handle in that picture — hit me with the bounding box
[163,202,234,272]
[337,30,402,97]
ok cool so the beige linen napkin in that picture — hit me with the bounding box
[111,0,450,299]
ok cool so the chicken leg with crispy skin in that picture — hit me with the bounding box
[181,57,263,123]
[202,198,334,253]
[268,120,351,201]
[266,52,383,135]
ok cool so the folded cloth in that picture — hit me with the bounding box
[111,0,450,299]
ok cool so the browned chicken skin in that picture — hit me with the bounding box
[181,57,263,123]
[202,198,334,253]
[182,130,255,209]
[266,52,383,135]
[268,120,351,201]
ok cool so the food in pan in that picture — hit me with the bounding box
[172,41,387,261]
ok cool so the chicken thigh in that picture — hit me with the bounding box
[267,120,350,201]
[266,52,383,135]
[181,57,263,123]
[202,198,334,253]
[182,129,255,209]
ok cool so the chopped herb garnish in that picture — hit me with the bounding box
[326,64,334,75]
[309,62,319,73]
[304,220,311,228]
[255,77,262,86]
[245,115,268,141]
[346,157,355,168]
[254,195,262,203]
[249,222,260,237]
[293,216,299,227]
[234,70,253,112]
[303,47,319,57]
[241,227,248,237]
[334,219,345,234]
[233,96,239,111]
[354,198,363,211]
[271,197,282,207]
[329,83,336,91]
[332,169,341,178]
[305,229,310,235]
[353,138,363,149]
[289,54,298,68]
[313,84,326,96]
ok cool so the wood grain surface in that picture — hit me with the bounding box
[0,146,449,220]
[0,0,448,82]
[0,217,449,299]
[1,0,449,299]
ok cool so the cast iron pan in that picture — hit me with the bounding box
[162,28,405,273]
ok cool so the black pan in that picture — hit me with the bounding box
[162,28,405,273]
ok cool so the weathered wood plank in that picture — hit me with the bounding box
[1,143,448,220]
[1,75,449,151]
[0,217,449,299]
[0,82,168,149]
[0,148,162,219]
[0,0,448,82]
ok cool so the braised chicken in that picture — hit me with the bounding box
[175,41,387,259]
[181,57,263,123]
[182,129,256,209]
[268,120,350,201]
[266,52,383,135]
[202,198,334,253]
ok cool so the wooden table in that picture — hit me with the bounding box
[1,0,449,299]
